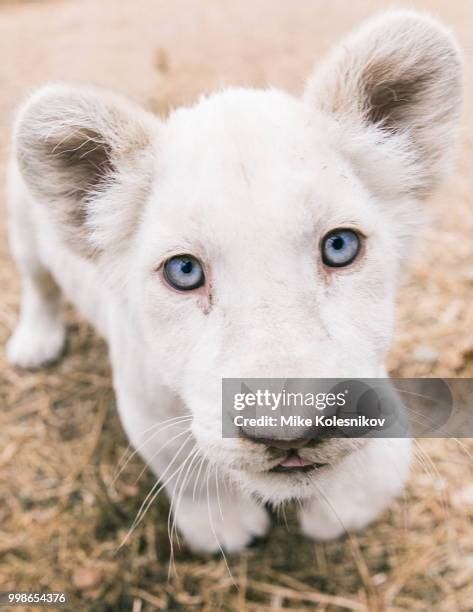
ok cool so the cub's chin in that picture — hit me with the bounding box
[230,461,333,503]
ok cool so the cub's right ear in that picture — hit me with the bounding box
[14,84,157,257]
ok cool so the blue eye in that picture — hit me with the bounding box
[163,255,205,290]
[321,229,361,267]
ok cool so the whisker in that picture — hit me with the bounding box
[118,432,193,549]
[133,427,191,484]
[205,459,236,587]
[170,447,201,543]
[281,502,289,531]
[192,453,209,502]
[391,386,443,402]
[169,448,200,546]
[215,465,224,523]
[134,432,194,524]
[414,439,451,522]
[167,446,199,579]
[450,437,472,460]
[309,476,349,539]
[113,415,192,483]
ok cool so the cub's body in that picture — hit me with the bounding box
[7,11,462,552]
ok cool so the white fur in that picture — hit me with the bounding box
[6,11,462,552]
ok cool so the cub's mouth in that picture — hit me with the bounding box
[269,451,328,473]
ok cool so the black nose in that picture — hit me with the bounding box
[242,434,309,451]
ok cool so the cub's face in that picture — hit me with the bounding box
[132,90,403,499]
[15,11,462,501]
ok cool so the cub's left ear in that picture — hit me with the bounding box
[304,10,463,197]
[14,84,157,258]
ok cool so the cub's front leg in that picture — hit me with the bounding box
[170,484,270,554]
[299,438,412,541]
[6,168,66,369]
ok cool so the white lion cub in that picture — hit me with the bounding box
[6,11,462,552]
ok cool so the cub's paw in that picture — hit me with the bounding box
[6,319,66,369]
[299,499,348,541]
[298,491,392,541]
[174,494,269,554]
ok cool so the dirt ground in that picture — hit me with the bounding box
[0,1,472,610]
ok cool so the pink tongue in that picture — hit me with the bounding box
[279,454,313,468]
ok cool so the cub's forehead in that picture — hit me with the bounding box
[159,88,338,174]
[143,88,370,251]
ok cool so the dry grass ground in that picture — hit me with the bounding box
[0,1,472,610]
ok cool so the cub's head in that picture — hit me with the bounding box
[15,11,462,501]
